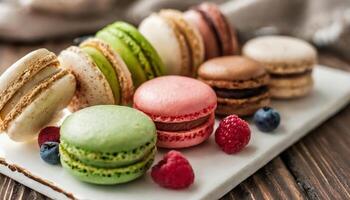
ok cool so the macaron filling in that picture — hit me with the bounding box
[60,137,156,168]
[157,113,215,148]
[60,145,156,185]
[270,70,312,79]
[81,46,121,104]
[0,66,60,119]
[214,86,269,99]
[155,114,210,132]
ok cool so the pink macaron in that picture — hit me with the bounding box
[184,3,239,60]
[134,76,217,148]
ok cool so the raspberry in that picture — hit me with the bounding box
[38,126,60,147]
[151,150,194,189]
[215,115,251,154]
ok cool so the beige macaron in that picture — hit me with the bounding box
[0,49,76,142]
[198,56,270,116]
[59,38,133,111]
[243,36,317,98]
[139,9,204,76]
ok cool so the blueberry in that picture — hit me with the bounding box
[40,142,60,165]
[253,107,281,132]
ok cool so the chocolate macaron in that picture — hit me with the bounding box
[198,56,270,116]
[184,2,239,60]
[243,36,317,98]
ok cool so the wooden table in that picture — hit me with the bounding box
[0,40,349,200]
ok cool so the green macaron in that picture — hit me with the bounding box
[80,46,121,104]
[96,21,165,87]
[59,38,134,111]
[59,105,157,185]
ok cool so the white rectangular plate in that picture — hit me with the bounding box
[1,66,350,200]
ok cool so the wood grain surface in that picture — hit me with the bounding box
[0,40,350,200]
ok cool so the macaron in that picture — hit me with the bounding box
[139,9,205,76]
[96,21,165,87]
[133,76,217,148]
[0,49,76,142]
[60,105,157,185]
[184,3,239,60]
[59,38,134,111]
[198,56,270,116]
[243,36,317,98]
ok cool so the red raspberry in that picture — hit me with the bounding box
[151,150,194,189]
[215,115,251,154]
[38,126,60,147]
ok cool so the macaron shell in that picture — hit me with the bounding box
[157,113,214,148]
[96,26,152,87]
[59,46,115,111]
[6,72,76,141]
[198,56,266,81]
[60,105,156,153]
[229,24,240,55]
[270,74,313,98]
[81,46,121,104]
[216,92,270,116]
[133,76,217,123]
[139,14,187,75]
[184,9,220,59]
[198,3,234,55]
[110,22,165,76]
[270,73,313,88]
[81,38,134,105]
[270,83,313,99]
[60,138,156,168]
[60,145,156,185]
[260,61,315,75]
[242,36,317,73]
[0,49,58,112]
[160,9,205,76]
[161,16,192,76]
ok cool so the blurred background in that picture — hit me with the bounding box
[0,0,349,73]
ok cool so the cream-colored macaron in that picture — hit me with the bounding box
[59,38,134,112]
[139,9,204,76]
[243,36,317,98]
[0,49,76,142]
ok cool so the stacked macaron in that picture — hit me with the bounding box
[139,9,205,76]
[134,76,217,148]
[60,105,157,184]
[59,38,133,111]
[198,56,270,116]
[0,2,318,189]
[139,3,239,76]
[0,49,76,142]
[56,3,238,112]
[96,22,165,87]
[184,3,239,59]
[59,22,165,111]
[243,36,317,98]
